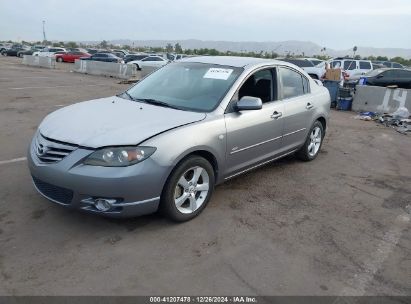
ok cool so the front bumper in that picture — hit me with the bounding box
[28,136,170,218]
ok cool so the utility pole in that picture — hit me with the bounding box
[42,20,47,43]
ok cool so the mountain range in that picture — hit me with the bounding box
[84,39,411,59]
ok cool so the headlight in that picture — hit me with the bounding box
[84,146,156,167]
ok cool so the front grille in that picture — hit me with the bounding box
[32,176,73,205]
[33,133,77,164]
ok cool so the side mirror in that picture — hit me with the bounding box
[235,96,263,111]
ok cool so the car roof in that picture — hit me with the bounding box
[180,56,284,68]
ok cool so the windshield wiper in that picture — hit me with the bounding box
[123,91,135,101]
[116,91,135,101]
[136,98,181,110]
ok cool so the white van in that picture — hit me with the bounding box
[329,59,373,80]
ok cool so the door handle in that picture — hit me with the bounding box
[271,111,282,119]
[306,103,314,110]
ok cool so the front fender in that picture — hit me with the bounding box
[141,116,227,183]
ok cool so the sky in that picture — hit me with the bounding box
[1,0,411,50]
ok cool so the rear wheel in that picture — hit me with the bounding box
[296,120,324,161]
[57,57,63,62]
[18,53,23,58]
[161,156,215,222]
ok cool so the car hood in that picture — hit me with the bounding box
[39,96,206,148]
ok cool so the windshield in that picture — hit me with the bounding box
[125,62,243,112]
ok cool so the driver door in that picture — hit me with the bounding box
[224,67,285,178]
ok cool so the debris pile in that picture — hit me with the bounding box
[354,107,411,135]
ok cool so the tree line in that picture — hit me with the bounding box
[3,39,411,66]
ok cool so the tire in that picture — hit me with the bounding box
[18,53,23,58]
[57,57,63,62]
[160,156,215,222]
[296,120,324,161]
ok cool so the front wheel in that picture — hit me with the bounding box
[296,121,324,161]
[161,156,215,222]
[57,57,63,62]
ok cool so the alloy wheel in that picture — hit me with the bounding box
[174,166,210,214]
[308,126,322,157]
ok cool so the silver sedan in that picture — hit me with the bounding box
[28,56,330,221]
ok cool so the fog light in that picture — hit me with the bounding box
[94,199,113,212]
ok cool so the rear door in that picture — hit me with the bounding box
[396,70,411,89]
[65,52,74,62]
[279,66,315,151]
[224,67,285,177]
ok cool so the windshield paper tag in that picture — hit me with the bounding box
[203,68,233,80]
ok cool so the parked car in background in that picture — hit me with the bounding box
[329,59,373,80]
[0,43,12,52]
[111,51,126,58]
[33,47,67,57]
[1,45,30,56]
[16,46,44,57]
[381,61,405,69]
[124,53,149,63]
[111,49,129,58]
[28,56,330,221]
[279,58,325,80]
[56,51,91,63]
[86,48,100,55]
[80,52,123,63]
[127,55,169,70]
[372,63,386,70]
[66,48,88,53]
[305,58,324,66]
[359,68,411,89]
[169,54,188,61]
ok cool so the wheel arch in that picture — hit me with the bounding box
[316,116,327,132]
[171,149,220,183]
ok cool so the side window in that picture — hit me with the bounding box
[397,70,411,78]
[359,61,371,69]
[382,70,395,78]
[393,63,403,68]
[344,61,356,70]
[238,68,274,103]
[302,76,310,94]
[279,67,305,99]
[331,61,342,68]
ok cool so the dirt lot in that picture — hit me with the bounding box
[0,56,410,296]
